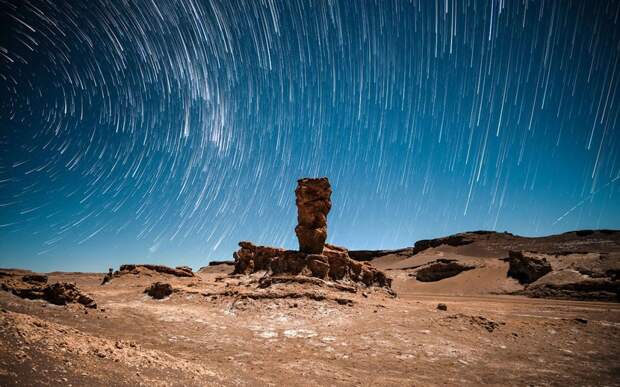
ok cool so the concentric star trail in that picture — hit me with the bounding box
[1,0,619,271]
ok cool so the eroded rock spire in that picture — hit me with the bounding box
[294,177,332,254]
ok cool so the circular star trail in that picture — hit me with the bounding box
[1,0,619,271]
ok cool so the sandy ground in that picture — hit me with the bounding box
[0,265,619,386]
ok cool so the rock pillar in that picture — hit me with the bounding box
[294,177,332,254]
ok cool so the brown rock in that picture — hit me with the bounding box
[101,268,114,285]
[295,177,332,254]
[307,255,330,279]
[145,282,173,299]
[44,283,97,308]
[7,281,96,308]
[414,259,476,282]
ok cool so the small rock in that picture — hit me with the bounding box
[437,303,448,311]
[336,298,353,306]
[574,318,588,324]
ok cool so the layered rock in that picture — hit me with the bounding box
[233,241,392,289]
[295,177,332,254]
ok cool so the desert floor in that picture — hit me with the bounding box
[0,266,618,386]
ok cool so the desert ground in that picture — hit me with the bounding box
[1,230,619,386]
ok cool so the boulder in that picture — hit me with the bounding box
[145,282,173,299]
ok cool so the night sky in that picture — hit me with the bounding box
[1,0,619,272]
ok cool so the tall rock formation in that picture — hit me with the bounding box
[231,176,393,291]
[295,177,332,254]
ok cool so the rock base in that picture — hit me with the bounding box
[233,241,392,290]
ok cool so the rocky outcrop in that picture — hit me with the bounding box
[2,280,96,308]
[101,264,194,284]
[207,260,234,267]
[517,269,619,301]
[176,266,193,273]
[348,248,414,262]
[295,177,332,254]
[232,241,392,289]
[44,283,97,308]
[145,282,173,299]
[505,251,552,284]
[412,234,475,255]
[231,177,392,293]
[413,259,476,282]
[117,264,194,277]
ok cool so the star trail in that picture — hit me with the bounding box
[1,0,619,272]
